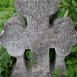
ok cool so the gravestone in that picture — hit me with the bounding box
[0,0,77,77]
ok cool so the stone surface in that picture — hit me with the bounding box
[15,0,60,32]
[0,16,31,57]
[31,17,77,76]
[15,0,60,76]
[0,16,31,77]
[0,0,77,77]
[48,17,77,75]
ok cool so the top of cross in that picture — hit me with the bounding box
[16,0,54,3]
[15,0,60,17]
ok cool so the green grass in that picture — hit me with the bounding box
[56,0,77,77]
[0,0,17,77]
[57,0,77,30]
[0,0,17,32]
[54,0,77,77]
[0,45,16,77]
[65,45,77,77]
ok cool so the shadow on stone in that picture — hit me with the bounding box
[24,49,32,68]
[22,16,28,26]
[9,56,17,77]
[49,12,58,26]
[49,48,56,75]
[24,49,33,77]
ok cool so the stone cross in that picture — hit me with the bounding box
[0,0,77,77]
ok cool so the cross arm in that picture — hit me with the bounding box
[0,16,27,57]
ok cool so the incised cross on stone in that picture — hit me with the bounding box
[0,0,77,77]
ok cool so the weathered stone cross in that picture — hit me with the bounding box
[0,0,77,77]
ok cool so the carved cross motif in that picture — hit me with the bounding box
[0,0,77,77]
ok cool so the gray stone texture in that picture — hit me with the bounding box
[0,0,77,77]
